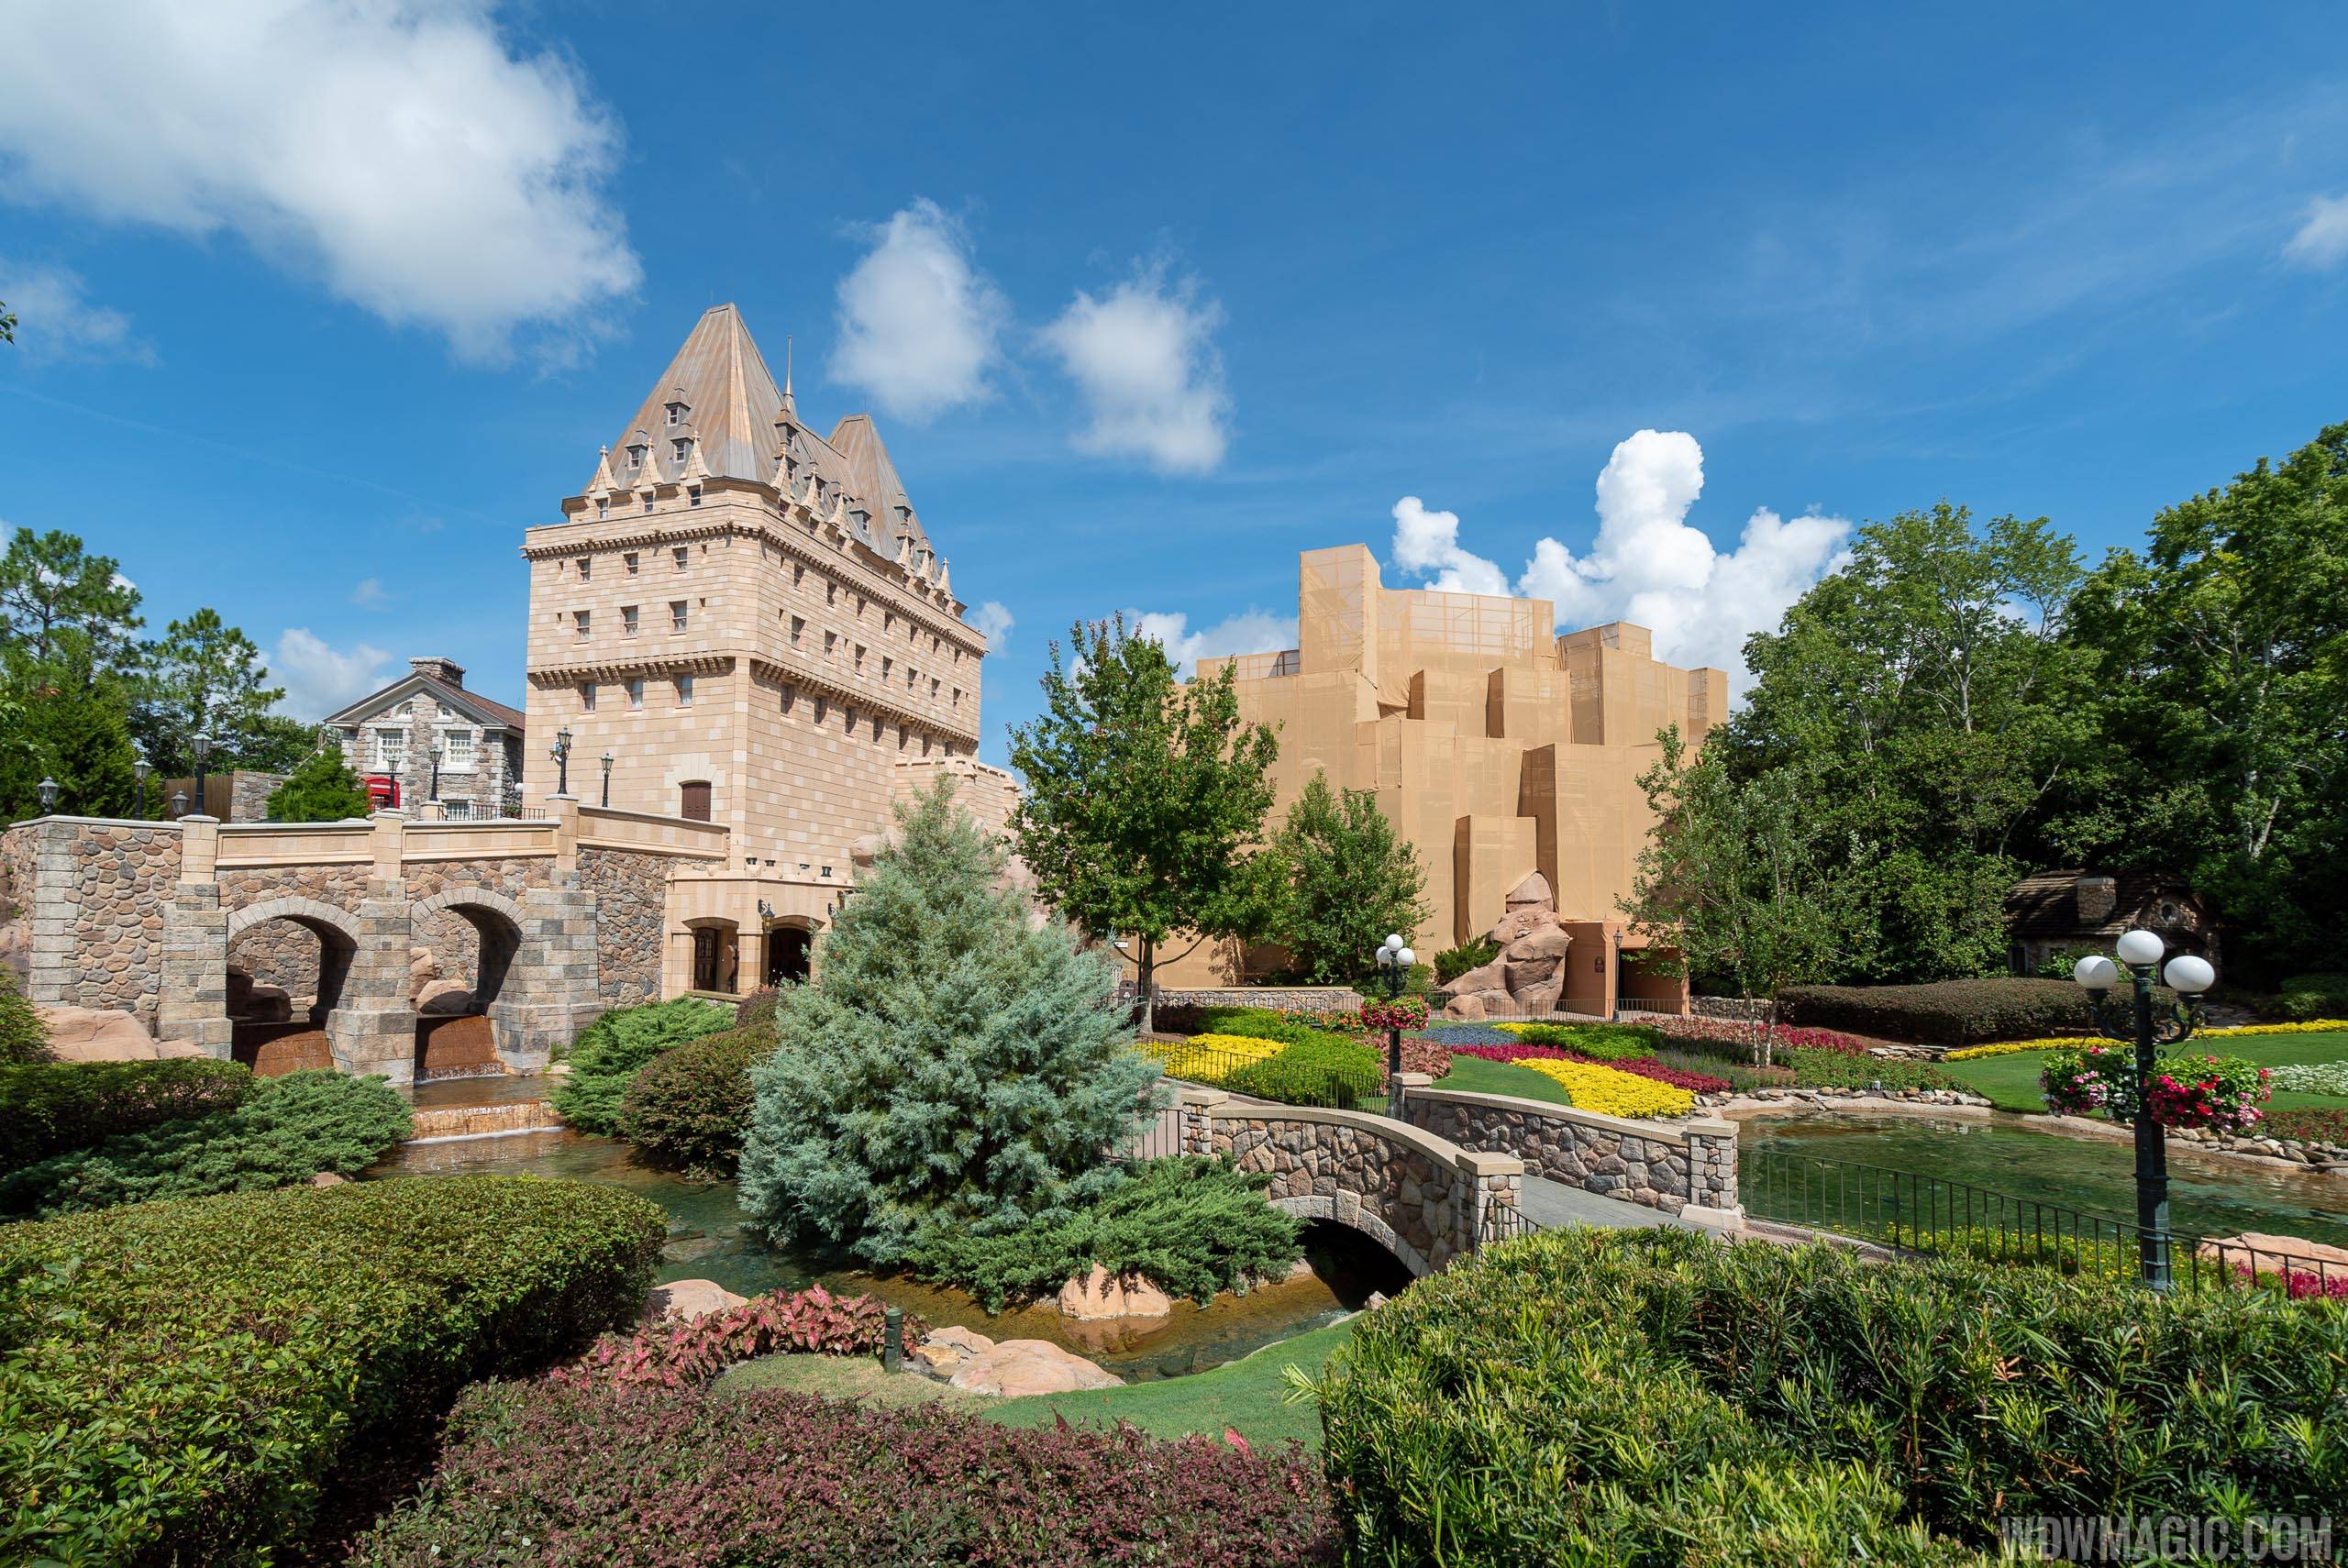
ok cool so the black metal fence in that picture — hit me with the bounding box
[1135,1035,1382,1111]
[1479,1199,1546,1247]
[1743,1147,2346,1298]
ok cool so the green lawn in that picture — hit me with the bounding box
[1940,1030,2348,1115]
[714,1318,1355,1451]
[1434,1054,1574,1106]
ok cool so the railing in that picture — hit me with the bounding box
[1479,1200,1546,1246]
[1742,1148,2346,1297]
[438,800,474,821]
[1111,1103,1185,1164]
[1135,1035,1381,1111]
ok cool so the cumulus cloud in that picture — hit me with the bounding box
[270,628,393,719]
[829,199,1006,420]
[1388,430,1850,695]
[1041,264,1230,474]
[0,0,639,364]
[0,259,150,364]
[1124,607,1297,679]
[968,600,1014,648]
[2283,193,2348,270]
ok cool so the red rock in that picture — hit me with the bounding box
[948,1339,1123,1397]
[39,1006,201,1062]
[1058,1264,1173,1320]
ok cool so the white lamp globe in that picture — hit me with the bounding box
[1384,933,1404,953]
[2114,929,2165,967]
[2073,955,2120,991]
[2164,955,2216,994]
[1397,948,1415,968]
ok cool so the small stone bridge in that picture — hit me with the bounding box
[1153,1077,1743,1277]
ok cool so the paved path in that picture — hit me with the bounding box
[1519,1173,1695,1231]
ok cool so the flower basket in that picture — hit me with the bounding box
[2040,1045,2269,1131]
[1360,996,1429,1032]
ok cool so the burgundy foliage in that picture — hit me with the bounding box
[1451,1042,1733,1096]
[550,1285,929,1393]
[354,1381,1337,1567]
[1649,1016,1875,1056]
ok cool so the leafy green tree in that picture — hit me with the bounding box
[265,743,372,823]
[1007,616,1279,1030]
[134,608,286,778]
[738,778,1159,1265]
[1620,729,1855,1059]
[240,713,333,774]
[1,299,15,344]
[2062,422,2348,981]
[28,685,138,819]
[1257,771,1429,984]
[0,528,144,680]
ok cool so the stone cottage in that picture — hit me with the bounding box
[2004,868,2217,976]
[324,657,526,820]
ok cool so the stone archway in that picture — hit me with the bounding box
[1268,1195,1433,1278]
[221,899,363,1076]
[761,918,814,988]
[409,888,529,1079]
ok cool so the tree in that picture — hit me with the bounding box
[30,686,138,819]
[134,609,286,778]
[1,299,15,345]
[1620,729,1855,1059]
[1258,771,1429,984]
[265,743,372,823]
[737,778,1158,1264]
[1006,616,1280,1030]
[0,528,144,682]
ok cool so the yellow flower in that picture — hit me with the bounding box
[1945,1019,2348,1060]
[1146,1033,1284,1084]
[1501,1055,1694,1119]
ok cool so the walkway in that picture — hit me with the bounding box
[1519,1172,1695,1231]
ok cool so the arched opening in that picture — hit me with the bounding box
[411,894,526,1080]
[226,913,355,1076]
[1298,1219,1415,1306]
[763,922,812,988]
[688,918,739,994]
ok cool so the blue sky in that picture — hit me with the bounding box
[4,2,2345,764]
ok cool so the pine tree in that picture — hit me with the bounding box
[37,686,138,818]
[265,743,372,823]
[738,778,1161,1264]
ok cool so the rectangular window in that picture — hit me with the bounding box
[625,551,639,575]
[676,676,694,707]
[672,547,689,570]
[573,610,591,640]
[825,581,836,606]
[444,729,476,769]
[952,688,961,708]
[641,494,653,513]
[672,437,690,465]
[371,729,404,770]
[622,604,639,635]
[906,666,915,690]
[845,706,857,731]
[596,499,610,519]
[577,557,591,580]
[792,562,803,586]
[881,656,892,681]
[853,645,865,672]
[929,676,939,698]
[581,681,597,712]
[824,630,836,655]
[780,684,795,713]
[790,615,803,646]
[688,486,703,507]
[814,696,827,723]
[670,600,689,632]
[626,678,644,710]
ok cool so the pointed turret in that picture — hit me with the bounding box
[681,436,712,484]
[604,304,782,490]
[585,445,617,498]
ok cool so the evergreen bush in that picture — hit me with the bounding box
[619,1021,776,1175]
[1776,977,2091,1044]
[1433,934,1499,985]
[0,1177,662,1564]
[737,778,1158,1265]
[0,1056,253,1173]
[0,1068,411,1218]
[1223,1037,1381,1109]
[0,966,52,1066]
[550,996,734,1135]
[264,741,373,823]
[905,1157,1302,1309]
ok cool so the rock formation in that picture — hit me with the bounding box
[1057,1264,1173,1321]
[641,1277,750,1323]
[36,1005,203,1062]
[1443,872,1573,1020]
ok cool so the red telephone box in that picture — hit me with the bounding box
[363,774,402,809]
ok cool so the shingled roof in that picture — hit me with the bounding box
[2005,868,2206,937]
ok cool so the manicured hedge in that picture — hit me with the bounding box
[619,1022,776,1175]
[0,1176,664,1565]
[352,1382,1335,1566]
[552,996,736,1134]
[2272,971,2348,1022]
[1312,1228,2348,1561]
[1224,1036,1382,1108]
[1497,1021,1666,1060]
[1777,977,2092,1045]
[0,1056,254,1174]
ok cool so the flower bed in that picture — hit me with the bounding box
[1453,1043,1732,1097]
[1648,1015,1875,1057]
[1488,1055,1695,1119]
[2254,1060,2348,1096]
[2263,1107,2348,1146]
[554,1286,927,1391]
[1148,1032,1284,1084]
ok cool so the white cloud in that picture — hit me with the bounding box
[1388,429,1850,696]
[1124,607,1297,679]
[2282,193,2348,270]
[349,578,387,608]
[270,628,393,719]
[829,199,1006,420]
[1041,264,1230,474]
[969,600,1014,648]
[0,259,150,364]
[0,0,639,364]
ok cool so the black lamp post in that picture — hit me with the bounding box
[132,747,150,820]
[600,749,614,808]
[428,741,443,803]
[190,734,214,819]
[38,777,60,814]
[549,726,574,797]
[1373,932,1416,1110]
[2073,931,2216,1292]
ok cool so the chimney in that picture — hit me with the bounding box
[409,656,466,687]
[2074,874,2118,927]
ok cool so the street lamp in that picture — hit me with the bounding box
[37,777,59,813]
[549,726,573,797]
[428,741,443,803]
[600,749,614,808]
[131,746,150,819]
[1373,932,1416,1109]
[170,790,189,819]
[2073,928,2217,1292]
[190,734,214,819]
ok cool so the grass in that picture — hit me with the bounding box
[713,1319,1357,1451]
[1433,1055,1575,1107]
[1939,1030,2348,1116]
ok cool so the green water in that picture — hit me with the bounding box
[376,1126,1405,1380]
[1739,1112,2348,1250]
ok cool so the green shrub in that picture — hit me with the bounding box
[1777,977,2091,1045]
[2273,971,2348,1021]
[1224,1035,1381,1107]
[0,1069,411,1218]
[0,966,49,1066]
[0,1056,254,1173]
[620,1022,776,1175]
[905,1157,1302,1310]
[1184,1004,1360,1051]
[1433,935,1499,985]
[1503,1021,1665,1060]
[0,1176,663,1565]
[1311,1228,2347,1561]
[734,985,781,1030]
[552,996,735,1134]
[1780,1047,1956,1092]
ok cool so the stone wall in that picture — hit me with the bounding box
[1,823,36,920]
[14,820,182,1019]
[1401,1085,1738,1219]
[1155,986,1367,1016]
[228,920,324,1002]
[580,845,667,1007]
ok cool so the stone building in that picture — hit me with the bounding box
[1148,545,1728,1015]
[521,303,1013,993]
[324,657,526,819]
[2004,869,2216,976]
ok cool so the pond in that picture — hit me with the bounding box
[375,1116,1408,1381]
[1738,1111,2348,1251]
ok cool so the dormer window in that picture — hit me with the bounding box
[671,437,690,465]
[626,444,647,471]
[665,400,688,426]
